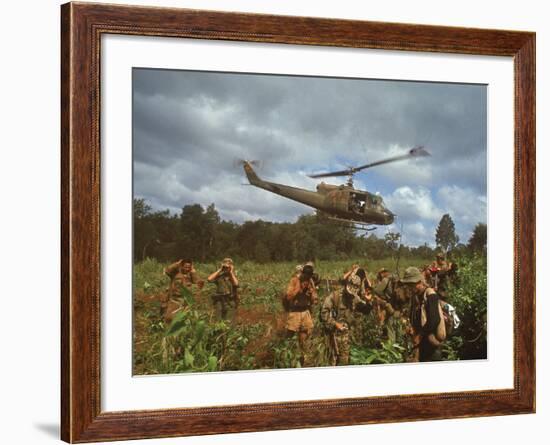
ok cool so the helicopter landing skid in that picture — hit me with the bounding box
[326,216,377,231]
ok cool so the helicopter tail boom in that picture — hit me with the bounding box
[242,161,263,186]
[242,161,327,209]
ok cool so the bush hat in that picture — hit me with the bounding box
[400,266,425,284]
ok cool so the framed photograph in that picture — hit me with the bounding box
[61,2,535,442]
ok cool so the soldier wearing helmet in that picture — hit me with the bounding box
[161,258,204,323]
[321,268,372,366]
[284,264,318,367]
[371,267,402,339]
[207,258,239,320]
[401,266,446,362]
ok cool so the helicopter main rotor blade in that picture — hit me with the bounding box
[308,168,353,179]
[353,146,430,172]
[307,146,430,178]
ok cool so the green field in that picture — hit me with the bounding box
[133,256,487,375]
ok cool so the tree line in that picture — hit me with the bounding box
[134,199,487,264]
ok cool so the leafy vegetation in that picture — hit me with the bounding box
[443,254,487,360]
[133,254,487,375]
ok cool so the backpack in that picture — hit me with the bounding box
[419,289,447,342]
[440,302,461,337]
[318,291,341,333]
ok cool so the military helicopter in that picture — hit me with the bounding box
[241,146,430,230]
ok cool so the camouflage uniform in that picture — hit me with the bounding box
[164,261,202,297]
[321,273,371,366]
[211,275,236,320]
[428,257,453,299]
[162,260,203,323]
[371,273,398,340]
[285,275,317,333]
[284,266,318,367]
[401,267,445,362]
[208,259,239,321]
[372,274,397,311]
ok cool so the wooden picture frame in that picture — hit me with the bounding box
[61,2,535,442]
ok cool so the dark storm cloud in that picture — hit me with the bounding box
[133,68,487,246]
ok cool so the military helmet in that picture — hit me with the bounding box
[346,270,366,299]
[221,257,234,268]
[301,264,314,277]
[400,266,425,284]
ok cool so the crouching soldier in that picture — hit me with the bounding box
[372,268,403,333]
[342,264,372,288]
[400,266,447,362]
[162,258,204,324]
[284,264,318,367]
[208,258,239,321]
[321,268,371,366]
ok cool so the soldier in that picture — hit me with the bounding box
[373,268,394,303]
[428,253,456,299]
[421,264,433,287]
[207,258,239,321]
[284,264,318,366]
[370,267,398,338]
[342,264,372,288]
[321,268,371,366]
[304,261,321,287]
[161,259,204,323]
[401,266,446,362]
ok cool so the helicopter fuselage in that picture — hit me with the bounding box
[242,162,394,226]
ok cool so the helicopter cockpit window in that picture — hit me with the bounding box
[371,195,383,209]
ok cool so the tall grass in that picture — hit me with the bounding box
[133,256,486,374]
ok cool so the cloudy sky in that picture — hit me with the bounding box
[133,68,487,247]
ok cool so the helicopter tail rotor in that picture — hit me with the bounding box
[233,158,263,169]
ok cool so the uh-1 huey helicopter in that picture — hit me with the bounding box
[241,146,430,231]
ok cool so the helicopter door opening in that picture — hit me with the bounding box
[349,192,368,214]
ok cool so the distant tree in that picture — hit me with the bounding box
[133,198,157,261]
[362,233,388,260]
[254,241,271,263]
[435,214,459,256]
[178,203,221,261]
[134,199,471,264]
[411,243,435,260]
[384,232,401,252]
[134,198,152,219]
[468,223,487,254]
